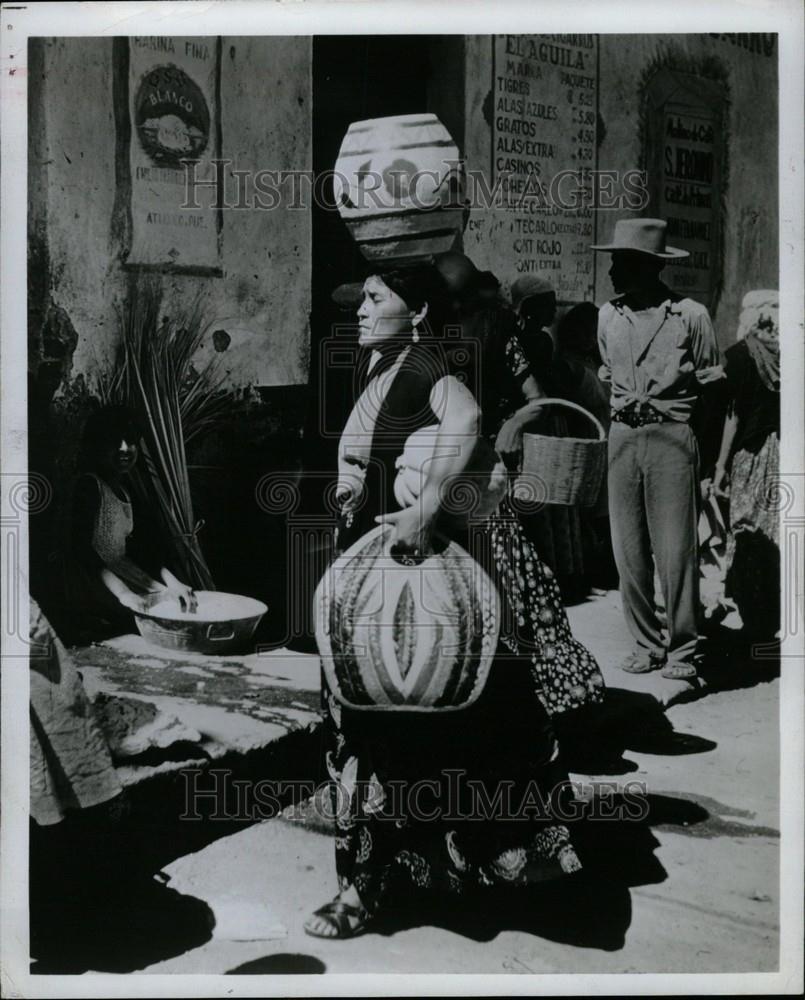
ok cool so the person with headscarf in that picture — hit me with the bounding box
[29,598,123,827]
[553,302,617,590]
[509,275,558,382]
[507,276,588,602]
[711,290,780,640]
[433,251,526,446]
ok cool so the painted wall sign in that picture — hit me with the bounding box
[644,68,726,309]
[490,34,599,302]
[708,33,776,57]
[134,64,210,166]
[118,36,222,273]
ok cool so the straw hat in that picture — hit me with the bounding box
[590,218,689,259]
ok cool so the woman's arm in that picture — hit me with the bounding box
[160,567,198,612]
[419,375,482,521]
[495,373,546,467]
[99,567,152,611]
[712,400,739,497]
[106,554,165,595]
[376,374,481,551]
[75,476,166,594]
[72,475,105,570]
[711,344,746,496]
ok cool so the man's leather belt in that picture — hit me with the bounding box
[612,403,669,428]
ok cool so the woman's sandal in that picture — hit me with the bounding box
[303,897,372,939]
[661,662,698,680]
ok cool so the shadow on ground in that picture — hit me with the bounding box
[227,954,327,974]
[554,688,718,777]
[30,815,214,974]
[349,787,738,951]
[29,725,326,974]
[697,627,780,693]
[30,626,775,971]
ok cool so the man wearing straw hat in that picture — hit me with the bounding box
[591,218,723,680]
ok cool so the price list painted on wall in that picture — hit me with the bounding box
[492,34,598,301]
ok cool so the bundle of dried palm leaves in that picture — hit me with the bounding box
[102,276,230,590]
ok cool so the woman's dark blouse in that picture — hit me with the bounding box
[447,303,528,439]
[337,342,446,552]
[724,340,780,454]
[337,318,537,553]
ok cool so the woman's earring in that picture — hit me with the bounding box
[411,321,420,344]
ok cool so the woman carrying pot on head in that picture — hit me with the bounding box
[305,263,604,941]
[66,405,197,642]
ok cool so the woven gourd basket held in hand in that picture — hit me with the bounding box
[516,398,607,507]
[315,526,500,712]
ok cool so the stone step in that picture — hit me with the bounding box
[70,635,322,787]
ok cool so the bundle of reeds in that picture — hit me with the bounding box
[102,276,230,591]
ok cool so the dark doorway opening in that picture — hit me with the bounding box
[305,34,465,480]
[305,36,431,484]
[287,36,463,651]
[312,36,430,311]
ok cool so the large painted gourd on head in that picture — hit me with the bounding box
[334,113,466,265]
[315,526,500,711]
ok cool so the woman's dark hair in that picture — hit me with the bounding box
[79,404,143,470]
[376,262,450,338]
[557,301,600,354]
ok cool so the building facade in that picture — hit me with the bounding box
[27,33,778,641]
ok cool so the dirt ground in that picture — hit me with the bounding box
[27,589,781,978]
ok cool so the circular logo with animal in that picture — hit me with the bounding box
[135,64,210,167]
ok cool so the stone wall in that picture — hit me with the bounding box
[28,33,779,640]
[462,33,778,348]
[28,36,312,632]
[596,33,778,347]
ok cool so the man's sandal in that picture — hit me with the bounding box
[620,651,664,674]
[303,897,372,939]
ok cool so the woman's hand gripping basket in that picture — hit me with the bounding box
[314,526,500,711]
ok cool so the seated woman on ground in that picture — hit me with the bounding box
[68,404,197,640]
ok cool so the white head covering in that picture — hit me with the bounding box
[736,289,779,342]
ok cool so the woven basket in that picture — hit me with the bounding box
[515,398,606,507]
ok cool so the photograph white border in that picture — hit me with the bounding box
[2,1,803,996]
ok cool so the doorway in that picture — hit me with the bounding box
[288,36,462,649]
